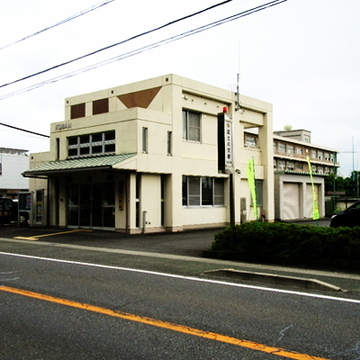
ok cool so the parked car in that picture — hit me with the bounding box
[330,200,360,227]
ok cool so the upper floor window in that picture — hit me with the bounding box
[287,145,294,155]
[167,131,172,156]
[245,135,257,148]
[68,130,115,158]
[71,103,85,119]
[278,143,286,153]
[183,110,200,142]
[142,127,148,153]
[93,98,109,115]
[296,147,303,155]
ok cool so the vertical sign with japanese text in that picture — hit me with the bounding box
[217,111,233,173]
[224,113,233,172]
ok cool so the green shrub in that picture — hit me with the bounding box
[212,222,360,266]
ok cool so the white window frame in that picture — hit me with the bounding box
[183,110,201,142]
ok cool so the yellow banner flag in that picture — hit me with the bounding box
[306,157,320,220]
[247,158,258,219]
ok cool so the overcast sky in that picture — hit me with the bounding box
[0,0,359,176]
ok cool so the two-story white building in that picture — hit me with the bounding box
[24,74,274,233]
[0,147,29,198]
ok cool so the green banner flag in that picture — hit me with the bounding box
[247,158,258,219]
[306,157,320,220]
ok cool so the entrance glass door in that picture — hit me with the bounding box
[68,183,115,229]
[79,185,91,227]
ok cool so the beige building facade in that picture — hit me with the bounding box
[24,74,274,232]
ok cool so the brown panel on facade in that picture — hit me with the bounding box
[71,103,86,119]
[93,98,109,115]
[117,86,161,109]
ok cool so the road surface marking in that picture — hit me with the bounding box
[1,252,360,304]
[14,229,92,241]
[0,285,329,360]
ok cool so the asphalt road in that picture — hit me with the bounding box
[1,223,360,359]
[1,239,360,359]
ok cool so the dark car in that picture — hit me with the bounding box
[330,200,360,228]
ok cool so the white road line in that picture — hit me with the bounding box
[1,251,360,304]
[2,237,360,280]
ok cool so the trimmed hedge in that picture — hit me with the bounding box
[211,222,360,267]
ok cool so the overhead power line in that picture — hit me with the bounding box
[0,0,234,90]
[0,122,49,138]
[0,0,115,51]
[0,0,289,101]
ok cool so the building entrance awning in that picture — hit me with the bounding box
[23,153,136,177]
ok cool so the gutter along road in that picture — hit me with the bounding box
[0,227,359,359]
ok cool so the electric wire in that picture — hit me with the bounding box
[0,0,116,51]
[0,0,234,90]
[0,122,49,138]
[0,0,288,101]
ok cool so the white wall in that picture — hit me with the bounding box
[0,153,29,190]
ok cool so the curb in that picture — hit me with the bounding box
[203,268,344,292]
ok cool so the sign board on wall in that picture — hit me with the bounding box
[217,109,233,173]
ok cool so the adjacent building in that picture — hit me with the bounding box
[245,128,339,220]
[23,74,274,232]
[0,147,29,198]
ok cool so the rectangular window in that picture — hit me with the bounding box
[70,103,85,119]
[245,135,257,148]
[142,127,148,153]
[67,130,116,158]
[183,110,200,142]
[250,180,263,208]
[201,177,213,206]
[167,131,172,156]
[182,176,225,207]
[256,180,263,207]
[93,98,109,115]
[286,161,294,170]
[287,145,294,155]
[296,163,304,171]
[278,143,286,153]
[214,178,225,205]
[188,176,201,206]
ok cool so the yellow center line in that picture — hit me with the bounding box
[0,286,329,360]
[14,229,92,241]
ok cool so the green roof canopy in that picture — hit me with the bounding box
[23,153,136,177]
